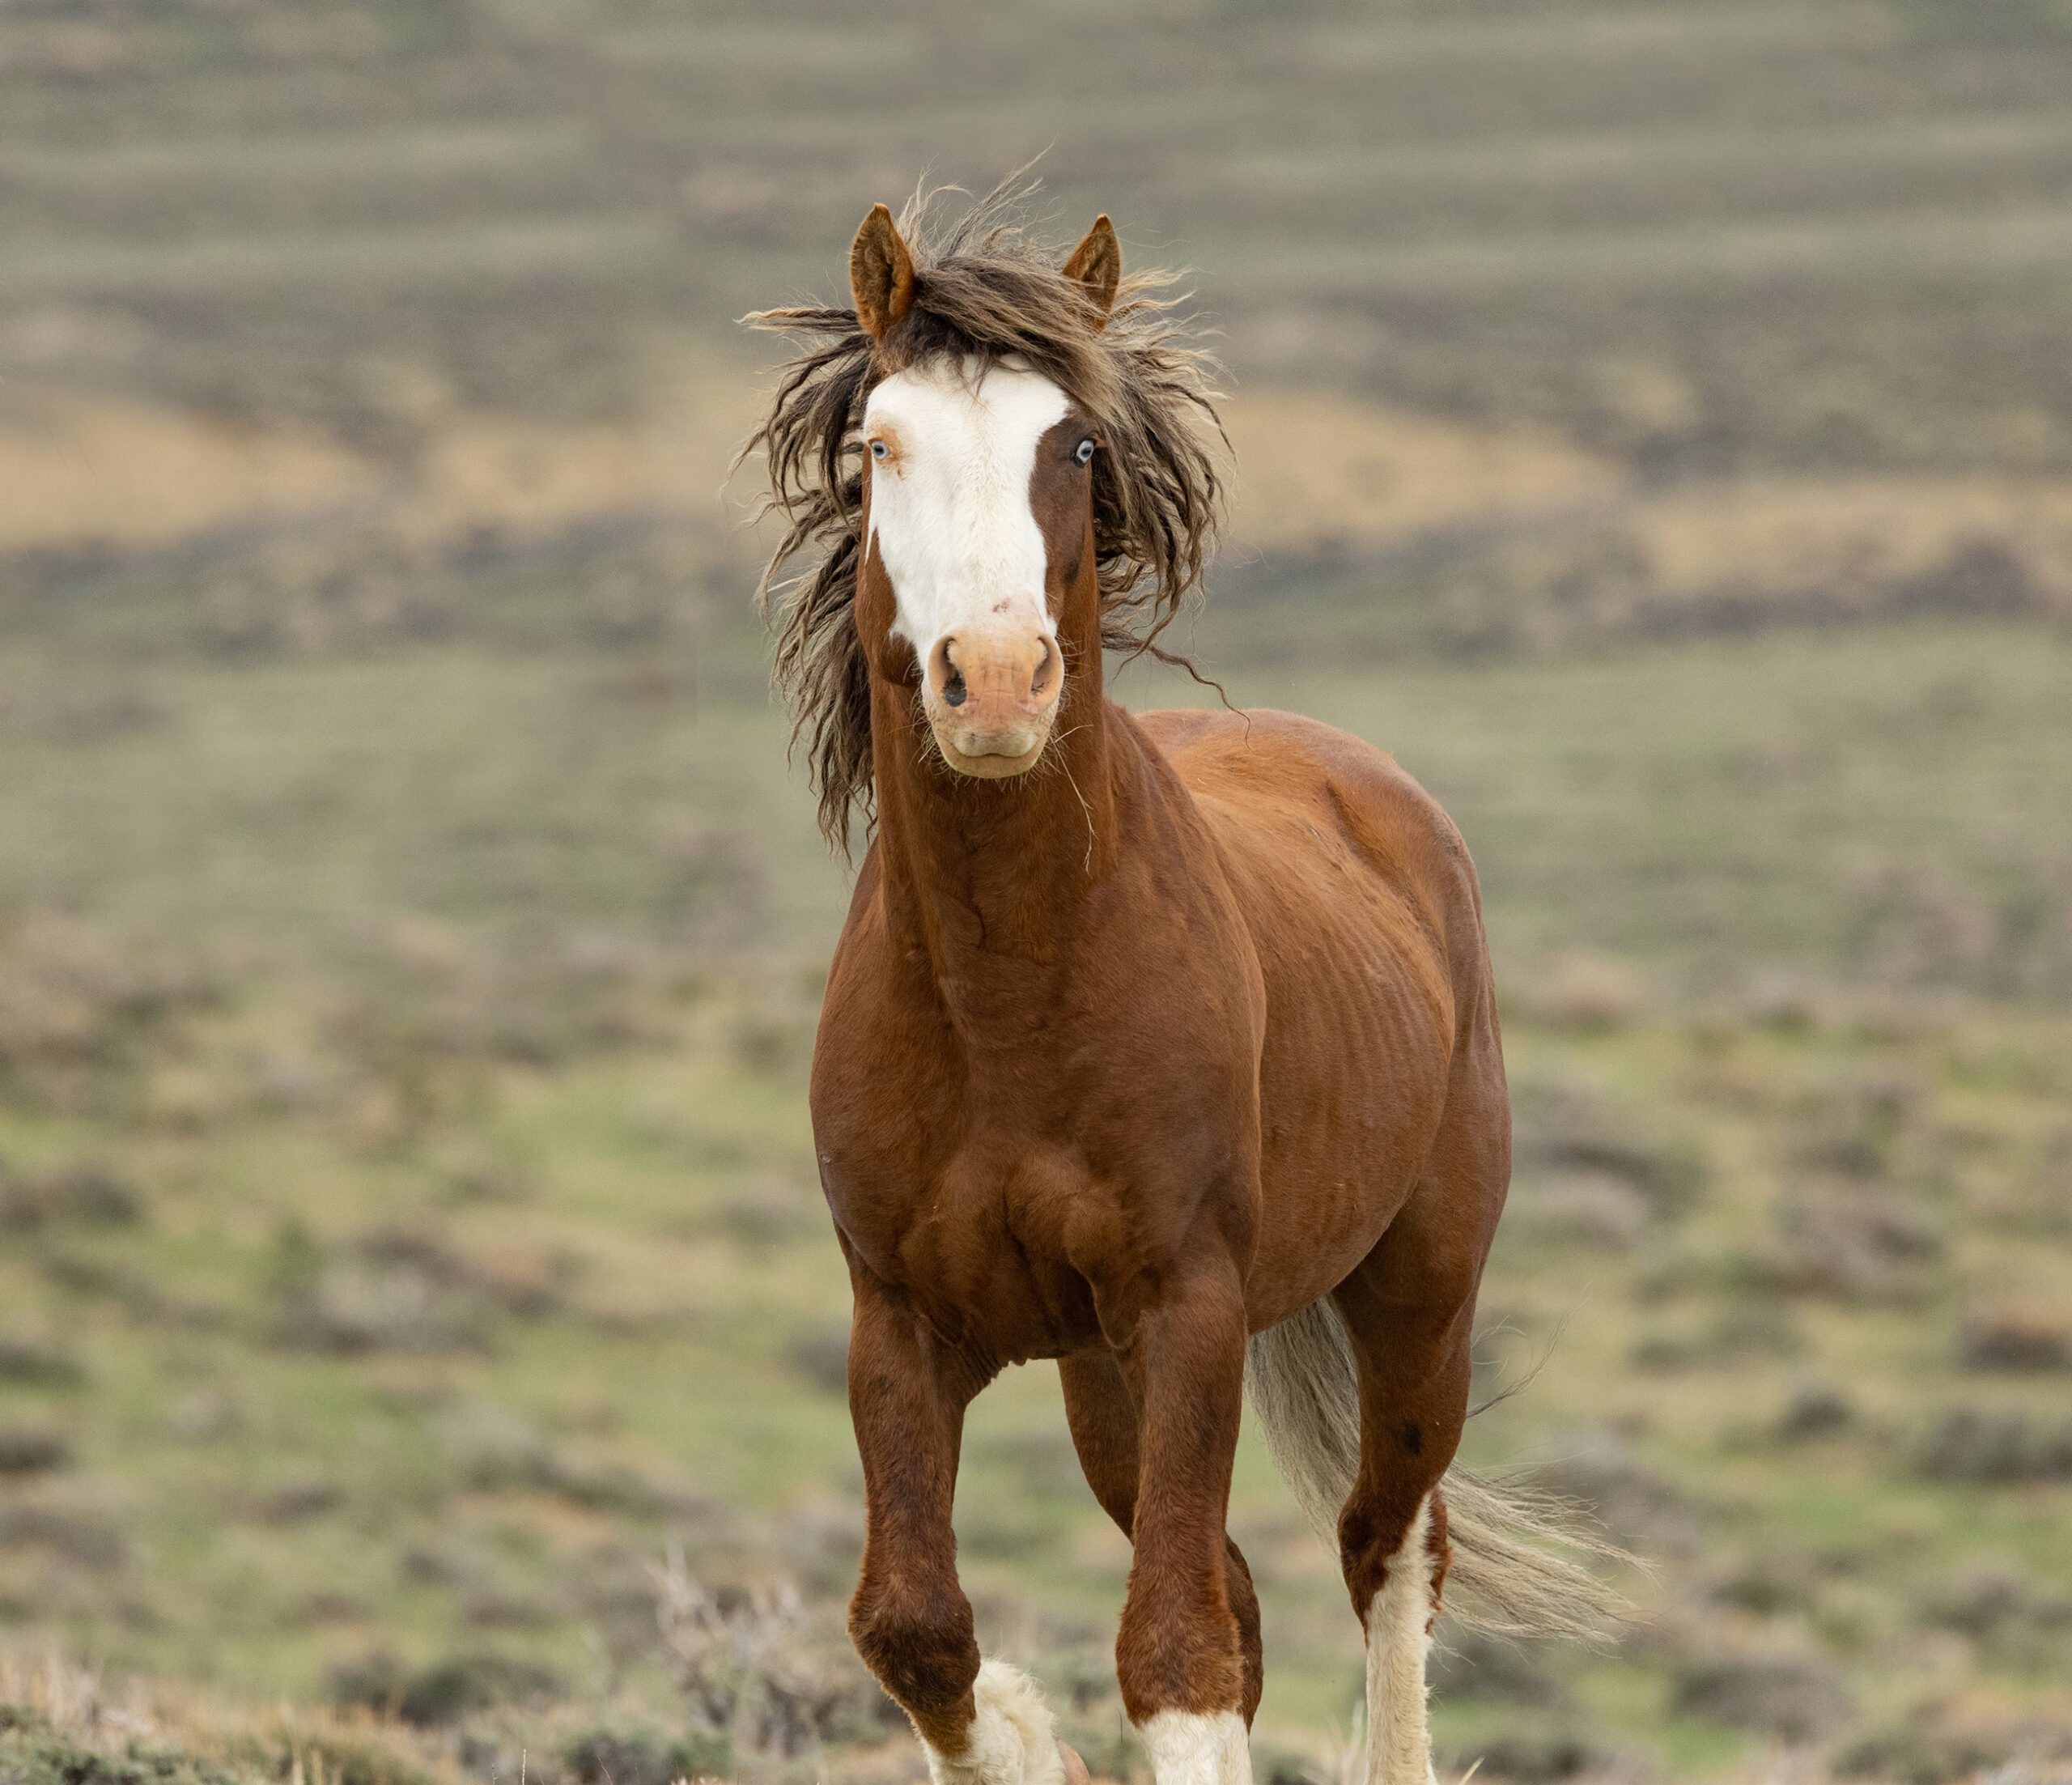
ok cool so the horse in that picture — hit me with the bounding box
[743,183,1616,1785]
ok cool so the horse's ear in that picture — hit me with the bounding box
[849,204,915,342]
[1062,215,1121,329]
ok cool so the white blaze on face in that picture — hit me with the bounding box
[863,359,1069,660]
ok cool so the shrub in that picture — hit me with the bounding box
[785,1328,850,1396]
[1914,1410,2072,1482]
[0,1164,142,1230]
[1427,1630,1566,1706]
[0,1340,84,1388]
[1711,1555,1819,1617]
[1959,1308,2072,1373]
[1776,1383,1854,1441]
[1528,1437,1703,1554]
[0,1507,125,1569]
[1671,1651,1848,1742]
[0,913,217,1113]
[1633,1301,1803,1371]
[330,1652,565,1728]
[1443,1728,1603,1782]
[1510,1076,1707,1220]
[1833,1723,2013,1785]
[563,1728,732,1785]
[653,1554,895,1757]
[271,1225,492,1356]
[1911,1562,2072,1665]
[254,1476,342,1526]
[1763,1184,1944,1303]
[0,1430,72,1475]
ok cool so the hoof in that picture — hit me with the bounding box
[1057,1743,1091,1785]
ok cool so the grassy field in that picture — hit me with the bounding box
[3,2,2072,1783]
[3,617,2069,1782]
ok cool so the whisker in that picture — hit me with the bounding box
[1058,754,1096,874]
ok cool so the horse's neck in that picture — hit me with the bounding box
[871,684,1135,973]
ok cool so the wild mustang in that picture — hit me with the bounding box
[744,184,1615,1785]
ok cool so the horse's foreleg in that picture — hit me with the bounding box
[845,1271,1064,1785]
[1107,1261,1252,1785]
[1059,1350,1264,1726]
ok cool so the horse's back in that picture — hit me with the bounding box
[1138,705,1486,984]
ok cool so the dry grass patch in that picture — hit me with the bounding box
[0,388,379,553]
[0,346,766,573]
[1220,389,1624,556]
[0,1651,457,1785]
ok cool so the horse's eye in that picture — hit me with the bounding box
[869,439,890,461]
[1075,437,1096,465]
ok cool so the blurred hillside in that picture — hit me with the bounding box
[16,0,2072,674]
[1,4,2070,1785]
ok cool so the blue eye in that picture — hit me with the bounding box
[1075,438,1095,465]
[869,440,890,461]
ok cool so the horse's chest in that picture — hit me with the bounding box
[810,904,1259,1354]
[820,1120,1110,1359]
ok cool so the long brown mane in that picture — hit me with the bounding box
[741,176,1227,852]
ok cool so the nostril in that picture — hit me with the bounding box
[930,635,968,708]
[1030,635,1060,701]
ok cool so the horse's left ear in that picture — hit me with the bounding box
[1062,215,1120,329]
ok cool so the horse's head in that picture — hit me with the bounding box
[847,203,1120,780]
[745,180,1221,850]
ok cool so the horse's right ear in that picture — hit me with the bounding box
[1061,215,1121,328]
[850,204,915,342]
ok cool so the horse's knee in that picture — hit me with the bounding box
[848,1584,979,1740]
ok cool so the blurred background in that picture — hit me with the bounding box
[2,2,2070,1783]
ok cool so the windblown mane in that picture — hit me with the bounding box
[741,177,1228,852]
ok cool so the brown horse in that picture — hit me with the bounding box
[745,184,1614,1785]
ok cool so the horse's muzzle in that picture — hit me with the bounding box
[922,626,1062,777]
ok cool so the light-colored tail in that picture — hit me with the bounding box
[1242,1299,1628,1641]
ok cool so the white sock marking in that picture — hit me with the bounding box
[1136,1709,1250,1785]
[1362,1494,1438,1785]
[919,1658,1066,1785]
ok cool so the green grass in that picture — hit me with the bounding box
[6,616,2069,995]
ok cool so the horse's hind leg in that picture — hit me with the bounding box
[1331,1114,1504,1785]
[1059,1350,1264,1726]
